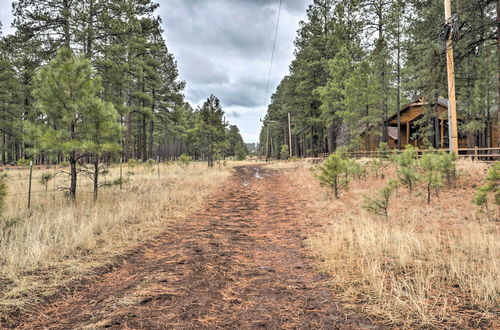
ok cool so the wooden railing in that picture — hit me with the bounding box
[318,147,500,161]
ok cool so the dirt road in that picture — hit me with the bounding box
[11,166,375,329]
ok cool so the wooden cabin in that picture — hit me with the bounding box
[360,98,499,151]
[359,126,397,151]
[387,97,458,149]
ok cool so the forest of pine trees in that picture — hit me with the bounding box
[0,0,247,166]
[261,0,499,158]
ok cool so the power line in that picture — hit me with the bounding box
[263,0,283,107]
[177,64,203,101]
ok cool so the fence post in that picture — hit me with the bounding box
[474,146,478,161]
[119,156,123,190]
[157,155,160,178]
[28,160,33,209]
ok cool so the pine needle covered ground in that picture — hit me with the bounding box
[0,162,232,319]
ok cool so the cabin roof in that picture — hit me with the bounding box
[387,97,449,125]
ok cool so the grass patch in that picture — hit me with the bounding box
[284,159,499,328]
[0,162,232,319]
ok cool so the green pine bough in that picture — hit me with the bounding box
[473,163,500,219]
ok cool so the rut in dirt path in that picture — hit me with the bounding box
[12,166,376,329]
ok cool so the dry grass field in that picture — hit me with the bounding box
[0,161,232,318]
[1,157,498,328]
[278,159,499,328]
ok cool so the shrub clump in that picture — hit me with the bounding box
[16,158,31,167]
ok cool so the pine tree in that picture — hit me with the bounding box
[32,48,120,200]
[0,29,23,164]
[420,150,444,203]
[226,125,246,158]
[197,95,227,167]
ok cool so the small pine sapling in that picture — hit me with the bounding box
[371,158,383,178]
[336,146,349,159]
[343,159,353,187]
[349,160,366,180]
[377,142,390,160]
[388,149,399,166]
[439,151,458,187]
[396,145,419,193]
[39,172,55,193]
[17,158,30,167]
[179,154,191,168]
[280,144,289,160]
[473,162,500,220]
[127,159,139,168]
[316,153,349,199]
[146,159,156,171]
[362,179,399,220]
[112,177,128,186]
[420,150,444,203]
[214,152,223,170]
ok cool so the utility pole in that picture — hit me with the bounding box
[265,124,270,162]
[27,160,33,209]
[261,119,278,162]
[396,2,402,150]
[497,0,500,148]
[288,112,292,158]
[444,0,459,155]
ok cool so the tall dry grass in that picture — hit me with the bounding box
[285,159,499,328]
[0,162,231,316]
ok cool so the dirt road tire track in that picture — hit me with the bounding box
[9,166,376,329]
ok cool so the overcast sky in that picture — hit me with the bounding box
[0,0,312,143]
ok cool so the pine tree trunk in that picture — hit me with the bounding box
[93,157,99,202]
[2,133,6,164]
[334,176,338,199]
[149,120,154,160]
[69,155,77,201]
[142,114,147,161]
[69,121,77,201]
[397,41,401,149]
[63,0,71,48]
[126,113,132,160]
[85,0,94,58]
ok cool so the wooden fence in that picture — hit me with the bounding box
[318,147,500,162]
